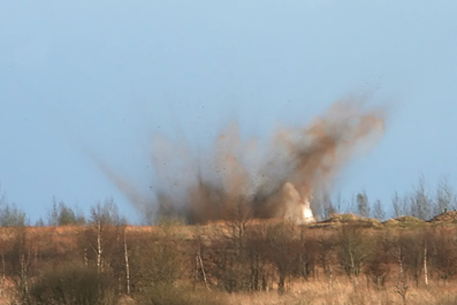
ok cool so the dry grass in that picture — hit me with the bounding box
[214,278,457,305]
[2,217,457,305]
[3,277,454,305]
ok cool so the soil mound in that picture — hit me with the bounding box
[324,214,358,223]
[429,211,457,223]
[311,214,382,229]
[395,216,423,223]
[383,216,425,228]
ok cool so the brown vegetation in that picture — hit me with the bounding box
[0,213,456,304]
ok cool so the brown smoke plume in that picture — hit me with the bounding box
[96,99,384,224]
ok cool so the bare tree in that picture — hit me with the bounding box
[400,230,425,287]
[47,198,85,226]
[123,226,131,295]
[373,200,386,221]
[332,191,344,215]
[86,198,125,274]
[434,178,454,215]
[356,191,370,218]
[3,224,31,302]
[265,222,298,293]
[392,192,402,218]
[321,192,336,220]
[429,226,457,282]
[28,264,118,305]
[365,231,391,289]
[337,225,371,281]
[409,177,431,220]
[0,202,26,227]
[226,198,252,253]
[134,222,184,290]
[316,232,336,286]
[0,192,30,301]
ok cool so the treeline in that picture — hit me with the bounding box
[0,213,456,304]
[316,178,457,221]
[1,177,456,227]
[196,219,457,293]
[0,179,456,304]
[0,196,118,228]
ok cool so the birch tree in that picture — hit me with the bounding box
[84,199,124,274]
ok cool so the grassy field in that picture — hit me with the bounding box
[112,277,457,305]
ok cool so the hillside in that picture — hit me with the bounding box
[0,214,456,304]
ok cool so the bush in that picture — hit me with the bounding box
[337,225,373,277]
[29,264,118,305]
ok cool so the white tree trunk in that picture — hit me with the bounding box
[123,230,131,295]
[197,253,209,290]
[84,248,88,266]
[20,253,28,295]
[97,220,102,274]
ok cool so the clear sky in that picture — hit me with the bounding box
[1,0,457,223]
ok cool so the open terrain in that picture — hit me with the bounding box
[1,213,457,304]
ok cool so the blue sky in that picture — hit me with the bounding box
[1,0,457,223]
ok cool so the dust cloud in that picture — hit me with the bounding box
[96,99,385,224]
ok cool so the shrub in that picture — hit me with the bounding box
[29,264,118,305]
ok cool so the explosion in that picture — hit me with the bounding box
[96,99,384,224]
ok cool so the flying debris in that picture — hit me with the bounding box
[93,98,385,224]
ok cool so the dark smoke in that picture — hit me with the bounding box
[94,99,385,224]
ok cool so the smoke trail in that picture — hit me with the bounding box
[96,98,385,224]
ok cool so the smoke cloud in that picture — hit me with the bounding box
[95,98,385,224]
